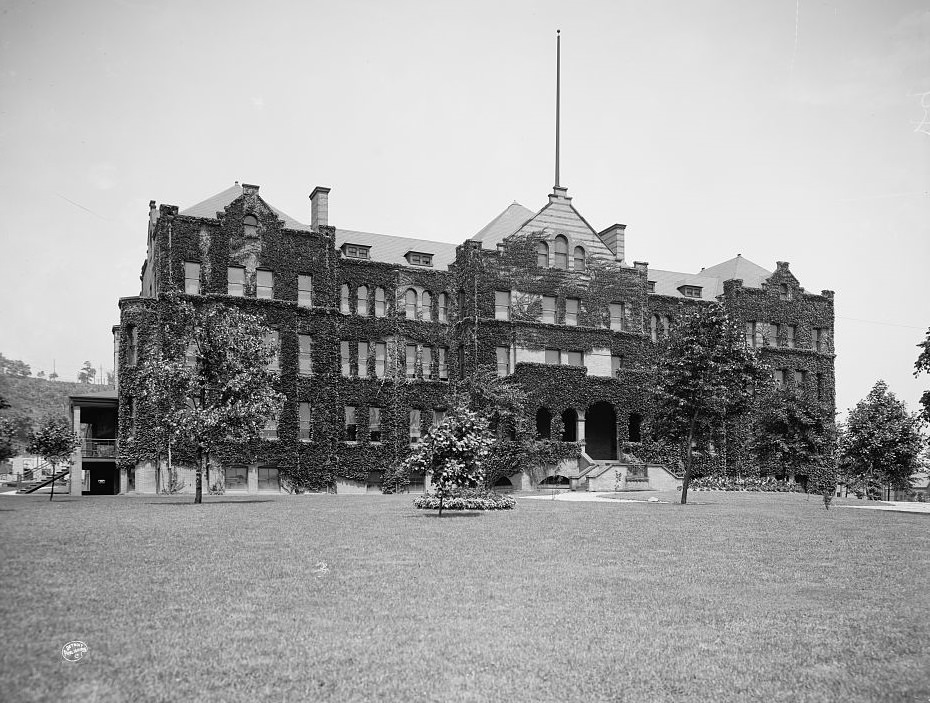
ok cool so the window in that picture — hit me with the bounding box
[340,284,350,314]
[609,303,626,332]
[629,414,642,442]
[265,331,279,371]
[545,348,560,365]
[257,467,279,492]
[646,281,656,293]
[661,316,671,339]
[565,298,579,326]
[421,291,433,322]
[262,415,278,440]
[779,283,792,301]
[184,341,197,369]
[437,293,448,323]
[573,246,586,271]
[374,342,386,378]
[406,344,417,378]
[225,466,248,491]
[785,325,796,349]
[422,346,433,379]
[344,406,358,442]
[611,355,623,378]
[374,287,386,317]
[298,274,313,307]
[298,402,312,441]
[406,252,433,267]
[405,289,418,319]
[340,341,351,377]
[817,373,825,400]
[357,342,369,378]
[650,314,660,343]
[679,285,702,298]
[814,328,824,352]
[536,408,552,439]
[495,291,511,321]
[409,410,422,444]
[554,235,568,269]
[432,409,446,427]
[227,267,245,296]
[496,346,510,377]
[344,244,370,260]
[256,269,273,299]
[298,335,312,376]
[541,296,556,324]
[745,321,758,348]
[184,262,201,295]
[127,327,138,366]
[537,241,549,267]
[775,369,787,389]
[369,407,382,442]
[243,214,258,238]
[437,346,448,380]
[794,370,807,388]
[561,409,578,442]
[565,350,583,367]
[357,286,369,316]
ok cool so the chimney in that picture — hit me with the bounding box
[310,186,331,229]
[598,223,627,262]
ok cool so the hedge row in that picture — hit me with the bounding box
[413,488,516,510]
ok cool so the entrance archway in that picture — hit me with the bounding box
[586,402,617,460]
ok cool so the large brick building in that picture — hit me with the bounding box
[68,180,835,495]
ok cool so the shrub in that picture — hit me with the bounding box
[688,475,805,493]
[414,488,516,511]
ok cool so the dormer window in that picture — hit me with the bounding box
[779,283,793,301]
[646,281,656,293]
[406,251,433,267]
[343,244,370,260]
[243,215,258,238]
[678,285,702,298]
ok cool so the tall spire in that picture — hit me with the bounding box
[554,29,561,189]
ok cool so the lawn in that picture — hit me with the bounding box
[1,491,928,703]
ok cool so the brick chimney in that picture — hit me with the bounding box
[310,186,330,230]
[598,223,627,262]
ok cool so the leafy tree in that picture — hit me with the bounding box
[0,394,13,465]
[48,371,58,381]
[136,296,284,503]
[840,381,925,499]
[27,415,80,501]
[0,354,32,377]
[915,326,930,423]
[401,405,492,516]
[37,371,46,379]
[78,361,96,384]
[752,389,835,488]
[653,305,771,504]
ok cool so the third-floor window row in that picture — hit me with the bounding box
[745,322,830,351]
[183,263,314,307]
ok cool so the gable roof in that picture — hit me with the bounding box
[698,255,772,292]
[470,202,536,247]
[335,229,459,269]
[648,255,773,300]
[179,184,310,231]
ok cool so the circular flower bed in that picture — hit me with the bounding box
[413,488,516,510]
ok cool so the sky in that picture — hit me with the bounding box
[0,0,927,417]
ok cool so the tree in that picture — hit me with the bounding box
[48,371,58,381]
[37,371,46,379]
[915,326,930,423]
[0,394,13,465]
[753,389,835,487]
[136,296,284,504]
[653,305,770,504]
[840,380,925,499]
[27,415,80,501]
[0,354,32,377]
[78,361,96,384]
[401,405,492,516]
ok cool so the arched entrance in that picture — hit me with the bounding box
[561,409,578,442]
[536,408,552,439]
[539,475,570,489]
[586,402,617,460]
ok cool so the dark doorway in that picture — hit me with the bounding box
[587,402,617,460]
[561,409,578,442]
[628,413,642,442]
[86,464,117,495]
[536,408,552,439]
[539,475,569,488]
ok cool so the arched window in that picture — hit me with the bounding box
[537,241,549,268]
[561,408,578,442]
[651,314,660,343]
[340,284,350,314]
[374,287,386,317]
[243,214,258,238]
[357,286,368,316]
[554,235,568,269]
[421,291,433,321]
[573,246,586,271]
[437,292,448,322]
[536,408,552,439]
[628,413,642,442]
[405,288,418,319]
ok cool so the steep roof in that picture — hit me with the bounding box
[179,184,310,231]
[648,269,722,301]
[648,255,772,300]
[698,255,772,292]
[470,202,537,248]
[335,229,459,270]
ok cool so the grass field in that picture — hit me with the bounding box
[1,491,928,702]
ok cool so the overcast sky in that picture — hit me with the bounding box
[0,0,927,417]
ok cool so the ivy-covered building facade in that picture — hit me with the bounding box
[99,181,835,495]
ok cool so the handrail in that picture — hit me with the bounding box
[83,438,117,457]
